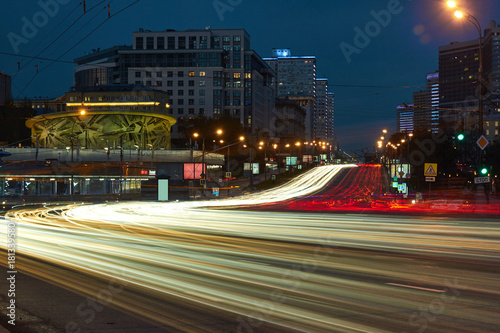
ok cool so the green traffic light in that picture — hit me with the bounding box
[480,168,488,175]
[457,133,464,141]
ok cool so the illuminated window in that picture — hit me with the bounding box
[200,71,206,76]
[233,73,241,79]
[188,71,195,77]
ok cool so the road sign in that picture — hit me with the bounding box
[200,178,206,185]
[398,183,407,193]
[424,163,438,177]
[393,176,397,182]
[474,176,490,184]
[212,187,219,196]
[392,182,398,188]
[476,135,489,150]
[406,173,411,179]
[425,177,435,182]
[399,171,405,177]
[219,177,223,183]
[225,172,231,178]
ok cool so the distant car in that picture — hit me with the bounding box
[431,200,464,210]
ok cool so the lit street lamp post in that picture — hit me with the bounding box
[447,1,484,165]
[193,129,223,184]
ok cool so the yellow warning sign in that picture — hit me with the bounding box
[424,163,438,177]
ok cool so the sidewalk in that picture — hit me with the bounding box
[0,325,10,333]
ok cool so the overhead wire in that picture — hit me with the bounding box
[15,1,140,99]
[13,1,83,78]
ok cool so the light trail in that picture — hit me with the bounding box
[1,164,499,332]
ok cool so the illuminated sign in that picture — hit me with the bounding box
[286,157,298,166]
[66,102,160,107]
[183,163,205,180]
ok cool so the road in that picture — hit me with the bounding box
[1,165,499,332]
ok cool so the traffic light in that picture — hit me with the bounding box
[457,133,465,141]
[480,166,488,175]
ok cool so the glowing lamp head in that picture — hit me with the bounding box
[447,1,457,8]
[454,10,464,18]
[239,136,245,141]
[193,133,199,138]
[79,110,86,115]
[457,133,465,141]
[216,129,223,135]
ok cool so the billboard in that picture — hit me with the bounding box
[183,163,206,180]
[286,156,298,166]
[244,163,259,175]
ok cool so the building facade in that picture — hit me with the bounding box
[326,92,336,146]
[314,78,329,141]
[438,20,500,139]
[275,98,306,142]
[264,49,316,141]
[397,104,414,133]
[407,71,440,133]
[27,85,175,150]
[74,28,276,139]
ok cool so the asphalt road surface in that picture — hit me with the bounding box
[1,165,499,332]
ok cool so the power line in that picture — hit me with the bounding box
[13,2,83,78]
[15,1,140,99]
[0,51,74,64]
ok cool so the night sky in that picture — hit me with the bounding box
[1,0,498,152]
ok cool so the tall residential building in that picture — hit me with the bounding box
[264,49,316,141]
[397,104,414,133]
[0,71,12,106]
[314,78,329,141]
[438,20,500,138]
[483,20,500,140]
[409,71,440,133]
[74,28,275,139]
[327,92,335,145]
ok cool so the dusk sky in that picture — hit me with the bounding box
[1,0,498,152]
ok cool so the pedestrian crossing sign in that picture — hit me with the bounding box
[424,163,437,177]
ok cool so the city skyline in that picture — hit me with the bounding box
[0,0,498,152]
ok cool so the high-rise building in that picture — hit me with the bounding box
[264,49,316,141]
[315,78,329,141]
[74,28,276,139]
[397,104,414,133]
[483,20,500,140]
[326,92,335,145]
[438,20,500,138]
[0,71,12,106]
[408,71,440,133]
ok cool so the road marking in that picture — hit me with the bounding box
[386,283,445,293]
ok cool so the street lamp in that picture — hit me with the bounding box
[193,129,223,182]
